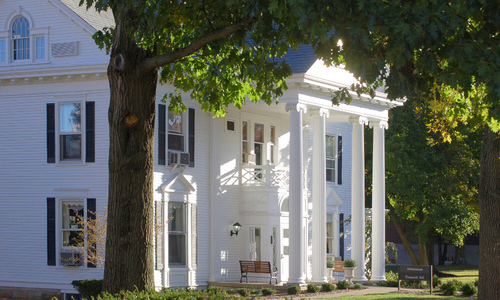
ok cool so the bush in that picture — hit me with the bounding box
[336,280,350,290]
[439,279,462,296]
[377,281,388,287]
[261,288,276,296]
[461,282,478,296]
[96,288,241,300]
[344,259,357,268]
[237,288,250,297]
[321,282,336,292]
[326,260,334,268]
[206,286,226,296]
[353,283,363,290]
[432,274,441,288]
[250,289,259,294]
[71,279,103,299]
[474,279,479,287]
[306,284,320,293]
[287,285,302,295]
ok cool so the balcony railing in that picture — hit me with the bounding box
[241,165,289,188]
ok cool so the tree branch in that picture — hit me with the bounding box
[142,17,254,71]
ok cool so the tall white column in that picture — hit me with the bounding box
[312,108,329,283]
[286,103,307,285]
[370,120,388,281]
[350,116,368,282]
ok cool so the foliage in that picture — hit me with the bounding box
[327,260,334,268]
[344,259,357,268]
[353,283,363,290]
[94,288,243,299]
[236,288,250,297]
[321,282,336,292]
[306,284,320,293]
[71,279,103,299]
[460,282,477,296]
[439,280,462,296]
[287,285,302,295]
[336,280,350,290]
[206,287,227,296]
[364,216,398,279]
[432,275,441,288]
[74,207,107,267]
[260,288,276,296]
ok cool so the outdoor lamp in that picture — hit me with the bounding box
[230,222,242,236]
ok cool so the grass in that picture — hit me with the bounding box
[435,264,478,284]
[328,293,469,299]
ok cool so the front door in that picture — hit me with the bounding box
[280,222,289,281]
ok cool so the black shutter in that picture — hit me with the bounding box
[86,101,95,163]
[87,198,96,268]
[188,108,195,167]
[47,104,55,163]
[158,104,166,165]
[337,135,342,185]
[339,213,344,261]
[47,198,56,266]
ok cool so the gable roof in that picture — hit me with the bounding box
[273,44,318,73]
[58,0,114,31]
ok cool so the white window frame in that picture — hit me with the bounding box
[168,201,187,267]
[167,110,188,153]
[57,99,85,163]
[240,114,279,165]
[0,9,49,65]
[326,134,338,183]
[57,198,87,267]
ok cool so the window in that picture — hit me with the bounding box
[47,101,95,163]
[326,214,334,254]
[254,123,264,165]
[61,200,84,249]
[270,126,276,165]
[241,119,277,165]
[60,103,82,160]
[36,36,45,60]
[326,135,337,182]
[242,121,249,163]
[12,17,29,61]
[0,40,5,62]
[168,202,186,266]
[157,104,195,166]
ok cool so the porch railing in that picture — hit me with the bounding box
[241,165,289,188]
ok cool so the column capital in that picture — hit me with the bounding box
[286,102,308,114]
[311,108,330,118]
[369,120,389,130]
[349,116,369,126]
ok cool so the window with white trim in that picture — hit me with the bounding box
[12,16,30,61]
[326,214,334,255]
[168,202,186,266]
[241,119,278,165]
[59,102,82,161]
[326,135,337,182]
[61,200,85,250]
[168,111,184,151]
[0,40,5,62]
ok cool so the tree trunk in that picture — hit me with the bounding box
[103,9,157,294]
[478,125,500,299]
[418,237,428,265]
[390,212,419,265]
[426,232,434,266]
[454,245,467,265]
[437,236,444,265]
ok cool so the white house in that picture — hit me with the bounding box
[0,1,402,299]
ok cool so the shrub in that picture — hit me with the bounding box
[71,279,103,299]
[377,281,388,287]
[385,271,398,282]
[237,288,250,297]
[261,288,276,296]
[439,279,462,296]
[306,284,320,293]
[353,283,363,290]
[321,282,336,292]
[474,279,479,287]
[326,260,334,268]
[461,282,478,296]
[336,280,350,290]
[206,286,226,296]
[250,289,259,294]
[287,285,302,295]
[344,259,357,268]
[432,274,441,288]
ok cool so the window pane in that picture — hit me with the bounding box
[168,111,182,134]
[270,126,275,144]
[327,238,333,254]
[242,141,248,163]
[61,135,82,160]
[169,234,186,265]
[0,40,5,62]
[255,143,262,165]
[168,134,184,151]
[36,36,45,59]
[63,231,83,247]
[242,121,248,141]
[327,214,333,237]
[168,203,185,233]
[254,123,264,143]
[12,17,30,60]
[326,169,334,182]
[60,103,81,133]
[326,159,335,169]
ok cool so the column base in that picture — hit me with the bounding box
[310,276,329,284]
[370,275,386,282]
[352,275,368,284]
[287,277,307,285]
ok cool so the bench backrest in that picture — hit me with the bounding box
[240,260,272,273]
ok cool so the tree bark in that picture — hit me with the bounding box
[478,125,500,299]
[418,237,428,265]
[103,9,157,294]
[389,212,419,265]
[426,232,434,266]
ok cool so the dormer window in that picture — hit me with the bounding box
[12,17,30,61]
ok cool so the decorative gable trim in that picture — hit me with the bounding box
[52,42,79,57]
[327,188,343,206]
[160,174,195,194]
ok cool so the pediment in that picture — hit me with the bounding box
[160,174,195,194]
[327,188,343,206]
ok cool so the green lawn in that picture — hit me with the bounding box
[327,293,472,299]
[435,265,478,284]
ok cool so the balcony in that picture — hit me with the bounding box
[240,165,289,188]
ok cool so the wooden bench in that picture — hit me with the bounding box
[331,261,345,281]
[239,260,278,284]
